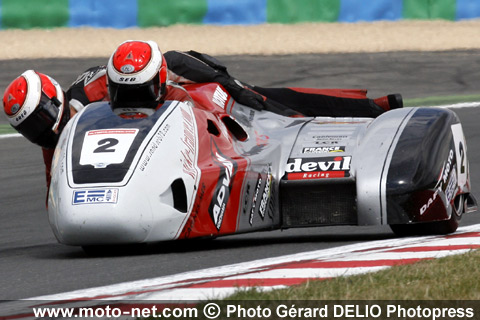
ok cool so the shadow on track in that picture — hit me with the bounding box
[52,227,396,258]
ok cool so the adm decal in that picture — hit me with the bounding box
[208,140,238,230]
[285,156,351,180]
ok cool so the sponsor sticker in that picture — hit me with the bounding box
[419,148,457,216]
[313,135,348,140]
[258,170,272,219]
[121,64,135,73]
[303,146,345,154]
[249,174,263,225]
[139,124,170,172]
[419,188,441,216]
[208,141,238,230]
[212,85,228,109]
[180,107,198,180]
[10,103,20,114]
[445,168,458,205]
[72,189,119,205]
[285,156,351,180]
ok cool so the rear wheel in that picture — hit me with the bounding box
[390,194,463,237]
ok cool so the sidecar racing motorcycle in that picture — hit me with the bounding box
[47,82,477,248]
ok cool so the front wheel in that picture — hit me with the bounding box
[390,195,463,237]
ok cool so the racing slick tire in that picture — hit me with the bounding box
[389,194,464,237]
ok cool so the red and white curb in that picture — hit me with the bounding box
[2,224,480,318]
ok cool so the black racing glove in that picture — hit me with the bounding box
[219,77,266,111]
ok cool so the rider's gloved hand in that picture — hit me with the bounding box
[213,75,266,111]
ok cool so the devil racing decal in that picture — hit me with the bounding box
[208,140,238,230]
[285,156,352,180]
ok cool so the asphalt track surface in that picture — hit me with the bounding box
[1,50,480,300]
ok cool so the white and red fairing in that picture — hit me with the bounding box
[47,82,476,246]
[48,83,284,245]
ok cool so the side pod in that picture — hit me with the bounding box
[356,107,472,229]
[355,107,417,225]
[385,107,470,225]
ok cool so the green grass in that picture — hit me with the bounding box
[224,249,480,300]
[0,124,15,135]
[404,94,480,107]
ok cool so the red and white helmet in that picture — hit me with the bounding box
[3,70,69,149]
[107,40,168,110]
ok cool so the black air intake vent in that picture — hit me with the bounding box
[171,179,188,213]
[281,182,357,227]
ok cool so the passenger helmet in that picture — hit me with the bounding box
[107,40,168,110]
[3,70,70,149]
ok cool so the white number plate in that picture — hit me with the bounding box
[79,129,139,168]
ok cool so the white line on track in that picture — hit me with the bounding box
[327,250,471,261]
[228,266,390,279]
[435,101,480,109]
[22,224,480,301]
[0,132,21,139]
[2,224,480,319]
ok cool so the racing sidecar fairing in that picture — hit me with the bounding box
[47,83,476,246]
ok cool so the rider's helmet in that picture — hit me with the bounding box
[3,70,70,149]
[106,40,168,110]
